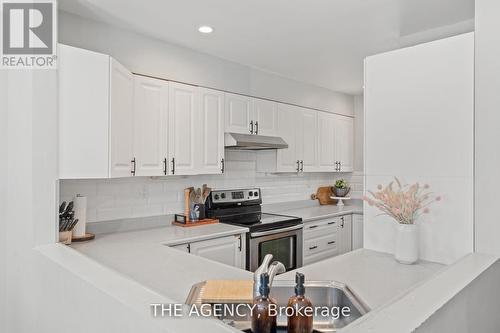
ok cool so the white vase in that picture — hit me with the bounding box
[394,223,419,264]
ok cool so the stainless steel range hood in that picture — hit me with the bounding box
[224,132,288,150]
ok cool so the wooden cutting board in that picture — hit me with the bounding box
[201,280,253,304]
[311,186,338,205]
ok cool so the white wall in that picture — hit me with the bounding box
[475,0,500,255]
[364,33,474,264]
[0,66,7,333]
[60,151,364,223]
[353,95,364,172]
[58,11,354,116]
[1,64,176,333]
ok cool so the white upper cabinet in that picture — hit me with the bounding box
[133,75,169,176]
[334,114,354,172]
[168,82,198,175]
[317,112,337,172]
[224,93,278,136]
[276,103,300,172]
[224,93,253,134]
[59,45,355,179]
[198,88,225,174]
[59,44,110,179]
[253,98,278,136]
[296,107,318,172]
[59,44,134,179]
[109,59,135,178]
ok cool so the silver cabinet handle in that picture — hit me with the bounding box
[131,157,136,176]
[300,160,304,172]
[296,160,300,172]
[255,121,259,135]
[250,120,254,134]
[163,158,167,175]
[171,157,175,175]
[339,161,342,172]
[341,216,345,228]
[221,158,225,173]
[328,241,336,245]
[308,245,318,250]
[327,221,336,225]
[250,224,303,238]
[308,225,318,229]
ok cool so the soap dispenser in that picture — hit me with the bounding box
[252,273,277,333]
[287,272,313,333]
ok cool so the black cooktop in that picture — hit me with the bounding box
[205,188,302,232]
[222,212,302,232]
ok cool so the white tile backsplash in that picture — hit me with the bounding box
[60,151,363,223]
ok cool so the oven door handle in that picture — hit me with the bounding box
[250,224,303,238]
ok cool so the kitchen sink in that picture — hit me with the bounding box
[186,280,369,332]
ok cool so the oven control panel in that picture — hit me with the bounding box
[210,188,261,203]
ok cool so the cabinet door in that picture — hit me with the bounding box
[296,107,318,172]
[168,82,198,175]
[225,93,253,134]
[352,214,364,250]
[339,215,352,254]
[189,235,244,269]
[335,115,354,172]
[254,99,278,136]
[58,44,110,179]
[317,112,337,172]
[109,59,134,178]
[133,76,169,176]
[198,88,225,174]
[276,103,299,172]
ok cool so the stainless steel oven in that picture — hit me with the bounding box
[206,188,303,272]
[248,224,303,272]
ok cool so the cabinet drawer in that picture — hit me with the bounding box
[304,217,340,235]
[304,231,338,257]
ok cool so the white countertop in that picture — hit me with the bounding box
[45,202,498,333]
[278,249,443,310]
[71,222,442,312]
[65,202,457,333]
[265,200,363,223]
[71,223,252,303]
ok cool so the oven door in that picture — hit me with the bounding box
[248,224,303,272]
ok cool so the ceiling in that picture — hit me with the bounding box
[59,0,474,94]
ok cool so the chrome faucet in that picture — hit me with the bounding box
[253,254,286,297]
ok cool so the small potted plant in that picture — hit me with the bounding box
[334,179,350,197]
[363,178,441,264]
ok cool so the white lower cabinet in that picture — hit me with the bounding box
[303,214,353,266]
[352,214,364,250]
[170,234,245,269]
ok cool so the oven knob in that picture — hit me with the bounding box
[221,193,226,199]
[254,191,259,197]
[249,192,253,197]
[214,194,220,200]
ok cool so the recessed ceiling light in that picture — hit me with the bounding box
[198,25,214,34]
